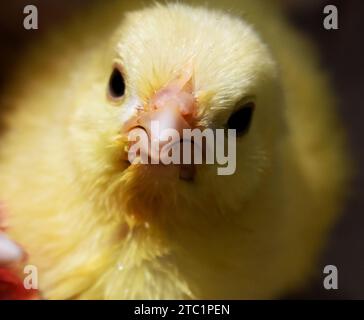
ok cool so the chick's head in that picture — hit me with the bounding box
[69,4,283,245]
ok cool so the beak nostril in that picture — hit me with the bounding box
[133,125,147,131]
[179,164,195,181]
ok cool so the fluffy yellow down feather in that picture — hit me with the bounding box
[0,0,349,299]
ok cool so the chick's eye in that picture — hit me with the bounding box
[108,66,125,100]
[227,102,255,136]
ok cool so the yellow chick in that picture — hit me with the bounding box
[0,0,349,299]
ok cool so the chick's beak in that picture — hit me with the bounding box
[122,71,197,180]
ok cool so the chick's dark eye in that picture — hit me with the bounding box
[227,102,255,135]
[108,67,125,100]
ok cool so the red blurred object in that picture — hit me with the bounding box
[0,202,39,300]
[0,267,39,300]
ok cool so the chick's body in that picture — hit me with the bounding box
[0,0,349,299]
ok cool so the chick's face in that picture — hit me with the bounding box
[70,4,283,236]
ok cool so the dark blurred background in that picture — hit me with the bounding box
[0,0,363,299]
